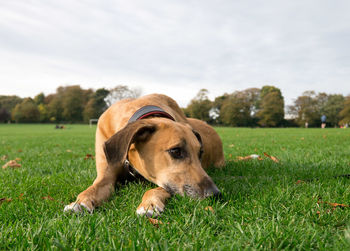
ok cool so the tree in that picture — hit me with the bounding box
[34,93,45,105]
[220,91,253,126]
[105,85,141,107]
[83,88,110,122]
[185,89,212,123]
[321,94,344,127]
[256,86,284,127]
[11,98,40,123]
[0,95,22,113]
[61,86,87,122]
[0,108,10,122]
[47,94,63,122]
[288,91,319,127]
[339,96,350,126]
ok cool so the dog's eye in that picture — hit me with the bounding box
[168,147,186,159]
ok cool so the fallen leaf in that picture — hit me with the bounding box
[205,206,215,213]
[42,195,54,201]
[228,144,235,148]
[66,149,72,152]
[19,193,24,200]
[17,149,23,152]
[317,199,350,209]
[1,155,8,161]
[237,154,263,161]
[295,180,305,185]
[0,198,12,204]
[263,152,279,163]
[316,211,320,215]
[84,154,95,160]
[323,135,327,139]
[2,160,21,169]
[148,218,163,227]
[301,137,305,140]
[15,157,21,161]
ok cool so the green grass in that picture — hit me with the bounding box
[1,124,350,250]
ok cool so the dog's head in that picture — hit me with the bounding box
[103,118,220,198]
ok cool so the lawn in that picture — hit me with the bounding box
[1,124,350,250]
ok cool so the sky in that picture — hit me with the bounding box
[0,0,349,107]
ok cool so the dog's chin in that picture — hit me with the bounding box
[162,183,203,199]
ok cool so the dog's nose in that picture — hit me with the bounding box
[204,185,221,198]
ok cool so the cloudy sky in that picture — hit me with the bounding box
[0,0,349,107]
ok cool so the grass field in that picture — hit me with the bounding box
[1,124,350,250]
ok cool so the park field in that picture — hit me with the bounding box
[1,124,350,249]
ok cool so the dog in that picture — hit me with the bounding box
[64,94,225,217]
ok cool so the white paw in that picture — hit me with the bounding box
[64,202,93,214]
[136,205,163,218]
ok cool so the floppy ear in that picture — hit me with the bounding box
[103,120,157,168]
[192,130,202,147]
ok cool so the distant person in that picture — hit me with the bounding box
[321,115,326,128]
[305,121,309,128]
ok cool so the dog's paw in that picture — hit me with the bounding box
[136,200,164,218]
[64,201,94,214]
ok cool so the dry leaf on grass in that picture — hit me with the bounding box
[236,154,263,161]
[0,198,12,204]
[318,200,350,209]
[228,144,235,148]
[84,154,95,160]
[148,218,163,227]
[295,180,305,185]
[2,160,21,169]
[205,206,215,213]
[1,155,8,161]
[263,152,279,163]
[42,195,55,201]
[66,149,72,152]
[19,193,24,200]
[17,149,23,152]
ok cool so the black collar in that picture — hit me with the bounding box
[128,105,175,123]
[124,106,175,180]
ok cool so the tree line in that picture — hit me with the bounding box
[0,85,140,123]
[0,84,349,127]
[184,86,350,127]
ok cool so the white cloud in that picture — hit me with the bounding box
[0,0,349,107]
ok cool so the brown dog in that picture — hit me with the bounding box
[64,94,225,217]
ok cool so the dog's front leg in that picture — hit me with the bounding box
[64,168,118,213]
[136,187,171,217]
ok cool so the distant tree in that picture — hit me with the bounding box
[288,91,319,127]
[321,94,344,127]
[0,95,22,113]
[11,98,40,123]
[34,93,45,105]
[105,85,141,107]
[220,91,253,126]
[185,89,212,122]
[83,88,110,122]
[61,86,86,122]
[47,94,63,122]
[0,108,10,122]
[339,96,350,126]
[256,86,284,127]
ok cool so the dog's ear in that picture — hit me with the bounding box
[192,130,202,146]
[103,120,157,167]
